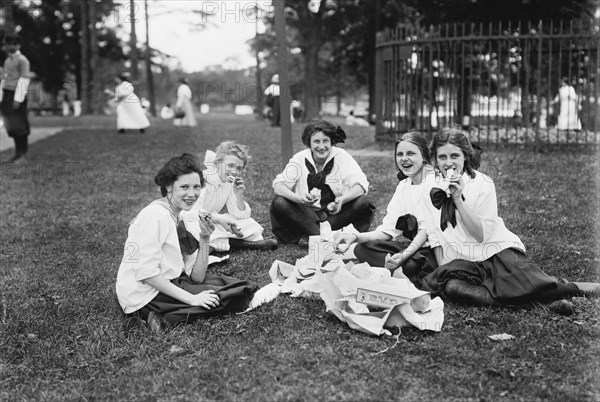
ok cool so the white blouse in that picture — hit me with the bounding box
[422,171,525,265]
[272,147,369,200]
[376,166,436,240]
[115,201,189,314]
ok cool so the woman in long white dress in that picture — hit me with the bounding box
[553,78,581,131]
[114,73,150,134]
[174,78,197,127]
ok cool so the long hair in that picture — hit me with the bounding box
[430,126,482,179]
[154,153,204,196]
[395,131,431,181]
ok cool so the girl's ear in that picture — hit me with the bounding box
[166,184,173,194]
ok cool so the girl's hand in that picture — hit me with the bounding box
[384,252,406,270]
[232,177,245,195]
[327,197,343,214]
[334,233,357,252]
[448,175,465,201]
[188,290,220,309]
[198,212,215,238]
[298,193,315,206]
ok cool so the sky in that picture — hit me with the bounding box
[115,0,269,72]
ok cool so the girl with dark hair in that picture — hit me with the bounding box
[420,127,599,314]
[334,131,438,284]
[271,119,374,247]
[115,154,260,331]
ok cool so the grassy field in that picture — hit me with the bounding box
[1,114,599,401]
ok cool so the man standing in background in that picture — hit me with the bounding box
[1,34,31,163]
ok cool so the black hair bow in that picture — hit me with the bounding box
[333,126,346,144]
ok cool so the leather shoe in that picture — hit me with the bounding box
[147,312,169,333]
[547,300,574,316]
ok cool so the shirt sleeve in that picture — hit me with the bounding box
[272,153,302,190]
[124,209,169,282]
[337,151,369,193]
[471,176,500,242]
[225,188,252,219]
[376,183,404,238]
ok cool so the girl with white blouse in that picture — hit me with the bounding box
[335,132,438,285]
[271,120,374,247]
[420,127,599,313]
[115,154,259,331]
[180,141,277,252]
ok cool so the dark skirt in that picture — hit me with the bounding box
[1,90,30,137]
[354,240,438,289]
[270,194,375,244]
[132,274,259,325]
[421,248,561,304]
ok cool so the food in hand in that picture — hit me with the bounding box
[230,224,244,238]
[337,242,349,253]
[446,168,455,179]
[309,188,321,200]
[326,202,337,212]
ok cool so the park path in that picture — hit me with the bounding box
[0,126,64,152]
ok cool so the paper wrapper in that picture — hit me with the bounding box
[269,259,444,336]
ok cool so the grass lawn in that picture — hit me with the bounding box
[1,114,599,401]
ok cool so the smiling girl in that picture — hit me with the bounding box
[335,132,438,283]
[420,127,599,314]
[271,119,374,247]
[115,154,260,331]
[180,141,277,253]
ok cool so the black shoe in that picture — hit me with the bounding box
[229,238,278,251]
[298,236,309,249]
[118,129,126,134]
[547,300,574,316]
[147,311,169,333]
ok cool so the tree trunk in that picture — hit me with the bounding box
[144,0,156,116]
[88,0,98,114]
[303,44,320,120]
[129,0,139,82]
[3,1,15,34]
[80,0,90,114]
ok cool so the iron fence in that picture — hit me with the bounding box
[375,20,600,147]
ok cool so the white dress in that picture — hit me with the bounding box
[179,151,264,251]
[555,85,581,130]
[114,81,150,130]
[174,84,197,127]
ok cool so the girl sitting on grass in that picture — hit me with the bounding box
[180,141,277,253]
[115,153,260,331]
[420,127,599,315]
[335,131,438,285]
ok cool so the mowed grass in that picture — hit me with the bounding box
[0,114,599,401]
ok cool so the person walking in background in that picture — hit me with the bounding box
[552,77,581,131]
[112,72,150,134]
[174,78,197,127]
[264,74,280,127]
[0,34,31,163]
